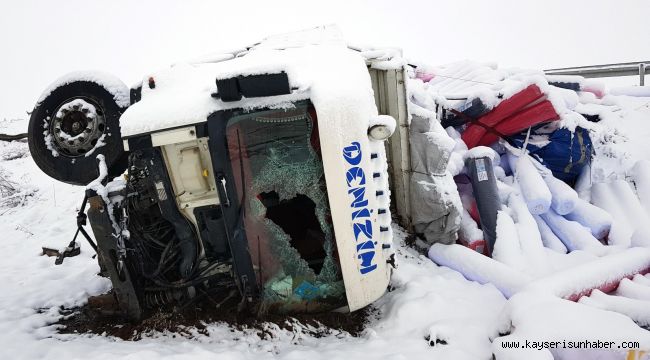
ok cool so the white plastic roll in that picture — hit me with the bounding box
[574,163,592,202]
[564,199,612,240]
[591,182,633,247]
[632,160,650,218]
[542,173,579,215]
[507,153,552,215]
[428,243,530,298]
[540,209,605,254]
[610,180,650,247]
[533,214,567,254]
[507,193,549,276]
[493,210,526,271]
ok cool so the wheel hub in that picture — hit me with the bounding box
[51,98,106,157]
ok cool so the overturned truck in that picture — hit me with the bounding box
[27,31,450,320]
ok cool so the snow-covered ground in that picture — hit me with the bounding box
[2,91,650,359]
[0,128,507,359]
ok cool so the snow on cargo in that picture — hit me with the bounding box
[493,292,650,360]
[6,24,650,360]
[610,86,650,97]
[579,290,650,328]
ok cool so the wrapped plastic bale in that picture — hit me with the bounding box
[465,147,501,253]
[508,126,592,184]
[507,192,549,276]
[409,115,462,244]
[533,214,567,253]
[591,180,650,247]
[573,163,592,202]
[492,211,526,271]
[564,199,612,241]
[591,181,633,247]
[507,153,552,215]
[540,209,605,254]
[428,243,530,298]
[542,172,579,215]
[610,180,650,247]
[581,79,606,99]
[632,160,650,217]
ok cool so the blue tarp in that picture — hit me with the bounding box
[509,126,592,184]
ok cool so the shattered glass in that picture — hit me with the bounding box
[226,103,345,311]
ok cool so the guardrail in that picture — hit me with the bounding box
[545,61,650,86]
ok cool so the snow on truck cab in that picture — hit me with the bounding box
[27,29,410,320]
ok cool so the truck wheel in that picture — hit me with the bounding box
[28,77,129,185]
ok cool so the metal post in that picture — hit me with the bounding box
[640,63,646,86]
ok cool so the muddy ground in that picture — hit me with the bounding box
[55,292,372,341]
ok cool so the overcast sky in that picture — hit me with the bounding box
[1,0,649,120]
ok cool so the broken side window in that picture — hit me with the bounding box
[225,102,345,311]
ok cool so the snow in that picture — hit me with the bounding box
[120,26,379,138]
[610,86,650,97]
[580,290,650,327]
[533,214,568,254]
[506,192,549,277]
[590,179,650,247]
[610,180,650,247]
[458,209,484,245]
[539,209,605,254]
[494,292,650,360]
[42,118,58,157]
[564,199,612,241]
[492,210,527,271]
[616,278,650,302]
[37,71,130,109]
[0,147,509,359]
[542,173,579,215]
[428,243,530,298]
[524,248,650,300]
[591,181,634,247]
[464,145,499,163]
[120,61,310,136]
[632,160,650,218]
[5,28,650,359]
[84,132,106,158]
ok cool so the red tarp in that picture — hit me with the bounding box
[461,84,559,148]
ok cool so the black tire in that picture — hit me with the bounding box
[28,79,129,186]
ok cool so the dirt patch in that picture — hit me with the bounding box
[55,292,372,341]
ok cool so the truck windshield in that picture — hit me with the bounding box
[225,102,345,311]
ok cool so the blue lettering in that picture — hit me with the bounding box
[351,208,371,220]
[346,167,366,187]
[360,263,378,274]
[343,142,362,165]
[343,141,377,275]
[348,187,369,208]
[353,220,373,241]
[358,251,377,272]
[356,240,375,252]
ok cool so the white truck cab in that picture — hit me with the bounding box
[28,27,409,319]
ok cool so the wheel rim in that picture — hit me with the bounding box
[50,98,106,157]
